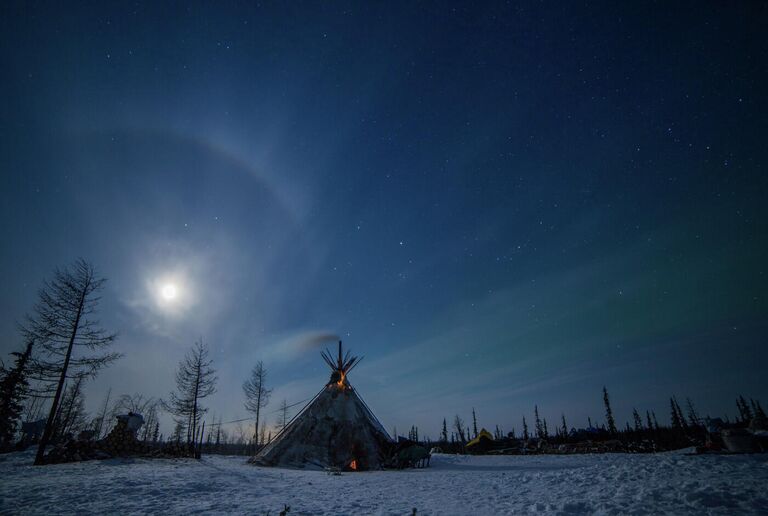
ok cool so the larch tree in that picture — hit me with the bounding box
[23,259,120,465]
[471,408,478,439]
[243,360,272,446]
[165,340,217,446]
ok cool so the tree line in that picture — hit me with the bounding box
[415,386,766,453]
[0,259,292,462]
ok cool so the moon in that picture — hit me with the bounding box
[149,271,193,315]
[161,283,178,301]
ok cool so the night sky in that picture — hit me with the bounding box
[1,2,767,438]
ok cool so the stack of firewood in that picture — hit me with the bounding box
[98,417,149,457]
[43,414,148,464]
[41,414,204,463]
[43,438,103,464]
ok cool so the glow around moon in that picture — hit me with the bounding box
[149,272,193,315]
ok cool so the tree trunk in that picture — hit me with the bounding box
[34,285,87,465]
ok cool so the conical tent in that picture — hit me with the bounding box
[251,341,392,471]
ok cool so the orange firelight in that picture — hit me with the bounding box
[349,459,357,470]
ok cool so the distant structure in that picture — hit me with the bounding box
[251,341,392,471]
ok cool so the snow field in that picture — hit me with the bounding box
[1,450,767,515]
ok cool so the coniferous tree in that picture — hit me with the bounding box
[652,411,660,430]
[441,418,448,443]
[534,405,543,438]
[24,260,120,465]
[646,410,654,431]
[543,418,549,439]
[588,416,593,429]
[165,340,217,446]
[471,408,478,439]
[670,398,683,429]
[685,398,701,427]
[632,408,643,432]
[522,416,529,440]
[561,414,568,438]
[243,360,272,445]
[172,421,184,443]
[751,399,767,420]
[0,339,35,450]
[603,386,617,434]
[672,397,688,430]
[736,396,753,423]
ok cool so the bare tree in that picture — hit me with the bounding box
[276,399,290,431]
[92,388,112,439]
[453,414,466,443]
[141,403,160,442]
[113,393,156,415]
[23,259,120,465]
[21,392,46,424]
[243,361,272,446]
[53,375,88,440]
[234,421,246,445]
[111,392,159,442]
[164,340,217,446]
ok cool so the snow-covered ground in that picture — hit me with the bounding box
[1,450,767,515]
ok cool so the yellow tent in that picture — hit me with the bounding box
[466,428,494,448]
